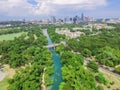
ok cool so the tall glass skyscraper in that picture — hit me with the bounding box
[81,13,84,21]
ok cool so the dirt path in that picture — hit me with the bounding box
[2,65,15,78]
[99,67,120,90]
[41,67,46,90]
[0,71,6,82]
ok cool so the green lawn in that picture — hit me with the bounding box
[0,77,9,90]
[0,32,27,41]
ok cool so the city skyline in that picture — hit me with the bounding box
[0,0,120,21]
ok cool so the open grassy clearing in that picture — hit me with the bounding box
[0,32,27,41]
[0,77,9,90]
[2,65,15,78]
[0,65,16,90]
[100,69,120,90]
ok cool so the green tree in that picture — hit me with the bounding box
[95,73,108,85]
[82,48,92,57]
[115,66,120,74]
[87,61,98,72]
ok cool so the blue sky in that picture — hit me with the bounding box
[0,0,120,21]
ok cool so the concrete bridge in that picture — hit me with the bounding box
[44,44,60,49]
[44,41,66,49]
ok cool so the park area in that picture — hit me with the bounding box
[0,65,15,90]
[0,32,27,41]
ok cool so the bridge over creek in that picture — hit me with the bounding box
[44,42,66,49]
[44,44,59,49]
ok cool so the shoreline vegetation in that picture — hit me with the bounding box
[47,24,120,90]
[0,26,53,90]
[43,29,63,90]
[0,24,120,90]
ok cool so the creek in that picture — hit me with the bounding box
[43,29,63,90]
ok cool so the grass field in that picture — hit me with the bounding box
[0,32,27,41]
[0,65,16,90]
[0,77,9,90]
[100,69,120,90]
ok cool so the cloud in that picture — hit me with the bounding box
[30,2,55,15]
[52,0,107,5]
[0,0,54,16]
[0,0,30,16]
[52,0,107,10]
[0,0,107,17]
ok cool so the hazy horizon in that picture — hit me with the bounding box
[0,0,120,21]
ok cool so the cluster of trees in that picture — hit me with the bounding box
[60,51,98,90]
[96,46,120,67]
[45,24,120,89]
[1,24,119,89]
[8,62,44,90]
[66,27,120,67]
[0,27,47,68]
[87,61,98,73]
[0,26,36,35]
[115,66,120,74]
[48,24,120,89]
[95,73,108,85]
[55,45,105,90]
[8,48,53,90]
[0,21,24,26]
[0,26,53,90]
[47,26,67,43]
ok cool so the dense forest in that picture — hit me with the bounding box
[0,26,53,90]
[0,25,36,35]
[67,28,120,67]
[47,24,120,90]
[0,24,120,90]
[55,45,109,90]
[47,24,120,68]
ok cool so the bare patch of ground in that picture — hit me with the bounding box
[100,68,120,90]
[0,64,15,90]
[41,67,46,90]
[2,64,15,78]
[0,77,9,90]
[0,71,6,82]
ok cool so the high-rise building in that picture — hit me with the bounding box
[73,16,77,24]
[64,17,67,23]
[73,15,80,24]
[84,16,90,22]
[70,18,72,21]
[81,13,84,21]
[64,17,72,24]
[51,16,56,24]
[76,15,81,23]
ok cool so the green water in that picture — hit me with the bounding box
[43,29,63,90]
